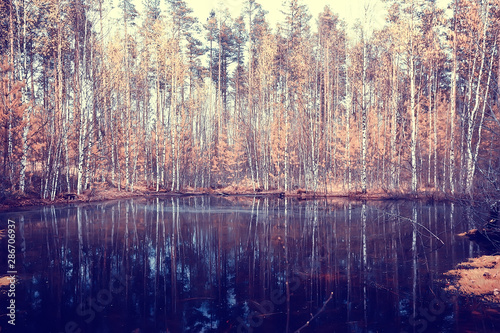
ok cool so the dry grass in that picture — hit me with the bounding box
[0,276,13,287]
[91,188,143,201]
[445,255,500,303]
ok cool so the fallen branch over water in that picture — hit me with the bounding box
[381,209,445,245]
[294,292,334,333]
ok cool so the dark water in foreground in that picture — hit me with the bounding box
[0,197,499,333]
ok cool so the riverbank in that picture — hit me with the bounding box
[0,185,461,212]
[444,224,500,306]
[445,255,500,304]
[0,188,145,212]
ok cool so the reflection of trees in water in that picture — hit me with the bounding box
[11,198,489,332]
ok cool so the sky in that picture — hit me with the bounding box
[189,0,388,32]
[186,0,452,37]
[106,0,452,44]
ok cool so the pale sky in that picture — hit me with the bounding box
[105,0,388,47]
[187,0,452,37]
[189,0,388,31]
[107,0,452,40]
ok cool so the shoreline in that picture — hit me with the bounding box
[0,187,462,212]
[444,255,500,305]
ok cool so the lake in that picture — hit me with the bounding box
[0,197,499,332]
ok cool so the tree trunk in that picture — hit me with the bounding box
[361,32,368,194]
[449,0,458,194]
[410,55,417,193]
[465,13,488,195]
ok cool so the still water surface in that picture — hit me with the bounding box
[0,197,499,332]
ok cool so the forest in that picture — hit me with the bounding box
[0,0,499,201]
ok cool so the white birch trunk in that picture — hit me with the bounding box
[19,1,29,193]
[345,50,352,192]
[410,55,417,193]
[390,56,399,190]
[465,11,488,195]
[466,39,495,195]
[449,1,458,193]
[428,67,433,187]
[361,34,368,194]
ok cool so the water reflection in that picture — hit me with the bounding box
[0,197,497,332]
